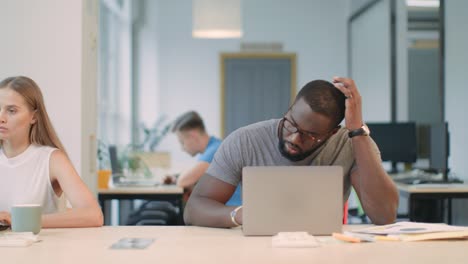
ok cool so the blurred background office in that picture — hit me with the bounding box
[0,0,467,224]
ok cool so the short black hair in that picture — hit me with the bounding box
[171,111,206,133]
[294,80,346,127]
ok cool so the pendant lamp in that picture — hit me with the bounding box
[192,0,243,38]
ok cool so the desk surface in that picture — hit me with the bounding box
[98,184,183,195]
[396,183,468,193]
[2,226,467,264]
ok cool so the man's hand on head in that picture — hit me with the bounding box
[332,76,364,130]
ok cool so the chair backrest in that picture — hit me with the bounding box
[126,201,179,226]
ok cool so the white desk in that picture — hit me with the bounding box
[396,183,468,224]
[1,226,468,264]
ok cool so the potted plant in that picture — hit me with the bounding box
[130,116,173,171]
[98,115,173,182]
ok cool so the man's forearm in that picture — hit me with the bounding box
[184,195,238,227]
[177,162,210,188]
[351,136,399,224]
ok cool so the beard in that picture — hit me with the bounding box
[278,137,316,162]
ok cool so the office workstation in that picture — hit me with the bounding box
[97,145,185,225]
[2,0,468,263]
[364,121,468,224]
[346,0,468,225]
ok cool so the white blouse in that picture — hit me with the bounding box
[0,144,66,213]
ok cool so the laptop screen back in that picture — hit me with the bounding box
[242,166,343,236]
[108,145,122,175]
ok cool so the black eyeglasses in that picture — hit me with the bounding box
[281,117,329,143]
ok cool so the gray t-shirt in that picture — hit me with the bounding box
[206,119,380,201]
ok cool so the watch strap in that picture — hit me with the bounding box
[230,206,242,227]
[348,125,369,138]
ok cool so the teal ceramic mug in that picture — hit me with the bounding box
[11,204,42,234]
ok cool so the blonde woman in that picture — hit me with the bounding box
[0,76,103,228]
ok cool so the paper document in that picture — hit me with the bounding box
[0,232,39,247]
[334,222,468,243]
[398,230,468,241]
[353,221,468,235]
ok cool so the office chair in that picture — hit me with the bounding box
[126,201,179,226]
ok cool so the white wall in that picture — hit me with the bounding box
[137,0,348,164]
[396,0,408,121]
[135,0,161,128]
[446,0,468,225]
[0,0,98,191]
[350,0,392,122]
[445,0,468,182]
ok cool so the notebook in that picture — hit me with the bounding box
[242,166,343,236]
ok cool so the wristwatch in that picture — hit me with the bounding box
[230,206,243,227]
[348,124,370,138]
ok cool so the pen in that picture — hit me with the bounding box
[374,235,400,242]
[332,232,363,243]
[333,232,401,243]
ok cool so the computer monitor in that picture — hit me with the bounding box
[416,124,430,159]
[429,122,449,180]
[367,122,418,173]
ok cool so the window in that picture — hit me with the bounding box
[98,0,132,146]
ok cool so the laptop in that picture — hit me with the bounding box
[242,166,343,236]
[108,145,123,175]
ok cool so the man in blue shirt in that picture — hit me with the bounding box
[170,111,241,205]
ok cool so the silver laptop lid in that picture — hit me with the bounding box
[242,166,343,236]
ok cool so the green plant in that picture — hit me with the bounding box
[137,115,173,152]
[97,139,111,170]
[97,115,172,178]
[119,147,152,178]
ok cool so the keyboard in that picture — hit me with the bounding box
[112,177,160,187]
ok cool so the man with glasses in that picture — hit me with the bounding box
[184,77,398,227]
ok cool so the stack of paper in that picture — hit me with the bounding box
[355,221,468,241]
[334,222,468,242]
[0,232,40,247]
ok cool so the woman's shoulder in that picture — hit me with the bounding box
[30,145,69,164]
[32,144,57,151]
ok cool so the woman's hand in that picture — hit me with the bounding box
[0,211,11,225]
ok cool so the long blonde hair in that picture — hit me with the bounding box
[0,76,66,152]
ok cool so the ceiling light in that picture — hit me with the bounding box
[406,0,440,8]
[192,0,243,39]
